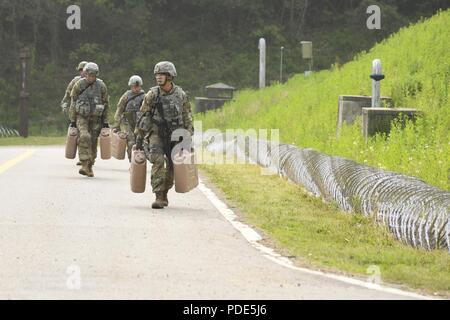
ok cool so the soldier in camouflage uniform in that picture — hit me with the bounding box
[61,61,88,119]
[135,61,194,209]
[69,62,110,177]
[113,75,145,162]
[62,61,88,166]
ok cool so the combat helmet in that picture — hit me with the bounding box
[77,61,88,71]
[154,61,177,78]
[83,62,99,76]
[128,75,143,86]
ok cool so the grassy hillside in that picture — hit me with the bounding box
[197,10,450,191]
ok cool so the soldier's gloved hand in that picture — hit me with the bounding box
[135,139,144,151]
[102,123,110,129]
[69,122,77,128]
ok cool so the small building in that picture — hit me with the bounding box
[195,82,236,113]
[205,83,235,99]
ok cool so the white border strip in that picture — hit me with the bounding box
[198,178,438,300]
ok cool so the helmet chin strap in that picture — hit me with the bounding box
[158,76,172,89]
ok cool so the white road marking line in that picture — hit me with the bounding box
[198,178,436,300]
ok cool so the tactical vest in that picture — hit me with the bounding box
[151,85,184,131]
[124,90,145,127]
[75,79,104,117]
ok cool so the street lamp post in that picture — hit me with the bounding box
[19,47,31,138]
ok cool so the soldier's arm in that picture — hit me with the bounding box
[61,79,75,108]
[69,81,82,123]
[135,91,155,139]
[101,82,110,124]
[114,92,128,125]
[182,93,194,135]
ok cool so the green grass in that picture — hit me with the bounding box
[200,162,450,296]
[197,10,450,191]
[0,136,65,146]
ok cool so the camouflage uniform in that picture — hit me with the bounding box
[61,76,82,119]
[61,61,87,119]
[114,89,145,161]
[135,84,194,193]
[69,78,109,163]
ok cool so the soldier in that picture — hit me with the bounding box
[135,61,194,209]
[69,62,110,177]
[62,61,88,166]
[113,75,146,161]
[61,61,88,119]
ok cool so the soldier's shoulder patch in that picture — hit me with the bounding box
[174,85,187,100]
[122,90,131,100]
[70,75,81,84]
[72,78,86,91]
[147,88,158,100]
[150,86,159,95]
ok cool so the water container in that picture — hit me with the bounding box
[65,127,78,159]
[130,147,147,193]
[99,128,111,160]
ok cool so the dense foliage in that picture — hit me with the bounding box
[0,0,447,134]
[198,10,450,190]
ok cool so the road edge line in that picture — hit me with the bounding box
[197,177,437,300]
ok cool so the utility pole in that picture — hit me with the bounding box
[19,47,31,138]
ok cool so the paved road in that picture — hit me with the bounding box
[0,146,427,299]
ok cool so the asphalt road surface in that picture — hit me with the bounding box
[0,146,430,299]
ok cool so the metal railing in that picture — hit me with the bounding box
[0,125,20,138]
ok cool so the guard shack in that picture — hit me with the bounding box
[195,82,235,113]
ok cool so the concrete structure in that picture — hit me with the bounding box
[205,83,235,99]
[194,97,231,113]
[301,41,313,76]
[194,83,236,114]
[362,107,418,140]
[336,95,392,136]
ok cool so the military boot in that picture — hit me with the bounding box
[162,191,169,207]
[79,161,90,176]
[152,192,165,209]
[76,161,82,166]
[87,161,94,177]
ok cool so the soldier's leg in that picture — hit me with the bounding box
[121,122,135,161]
[90,118,102,164]
[76,117,91,162]
[147,133,169,193]
[165,161,175,191]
